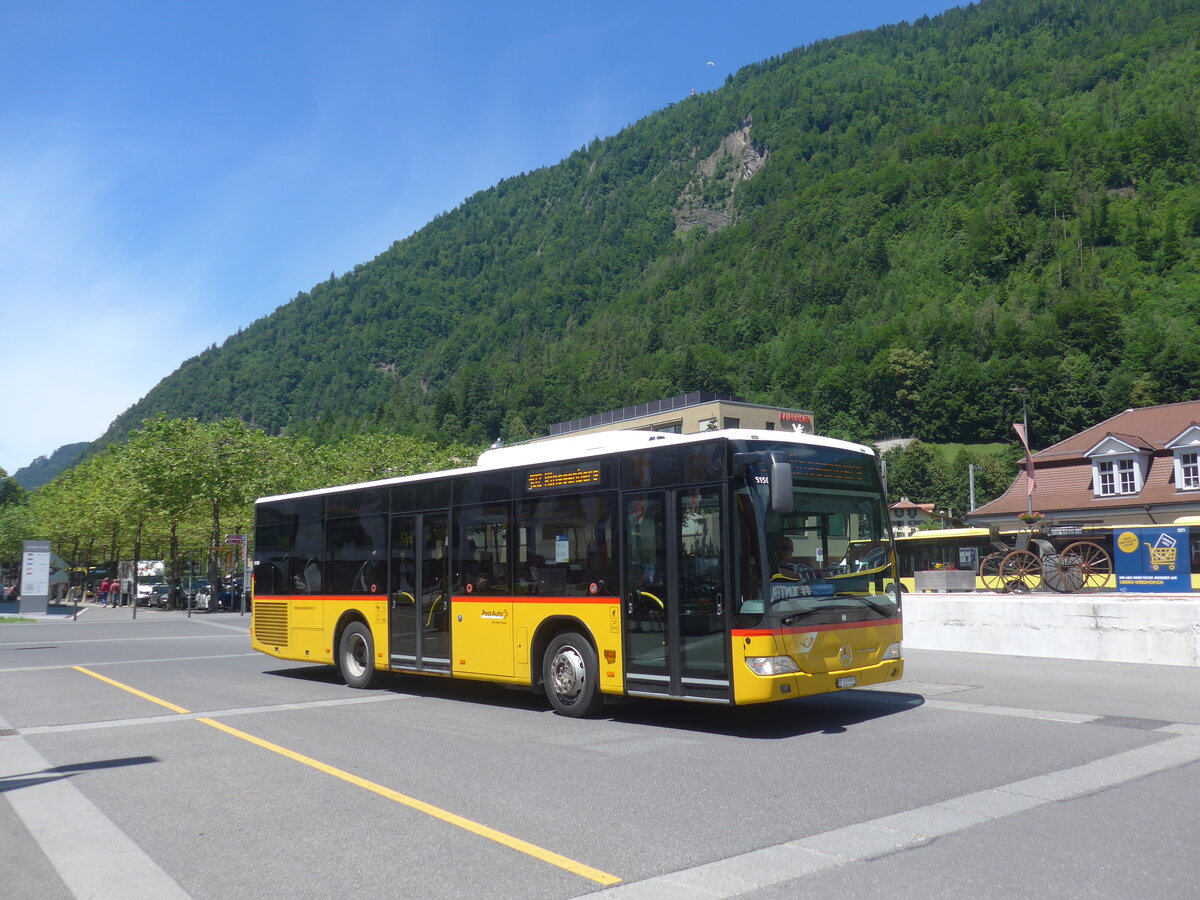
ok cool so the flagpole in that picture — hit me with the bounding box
[1011,387,1033,518]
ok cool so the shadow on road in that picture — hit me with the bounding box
[261,662,925,738]
[0,755,159,794]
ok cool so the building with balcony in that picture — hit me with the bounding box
[544,392,815,439]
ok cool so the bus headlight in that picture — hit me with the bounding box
[745,656,801,676]
[882,642,902,660]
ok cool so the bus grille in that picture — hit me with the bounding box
[254,601,288,647]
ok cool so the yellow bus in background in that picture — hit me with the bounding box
[893,522,1200,593]
[251,429,902,716]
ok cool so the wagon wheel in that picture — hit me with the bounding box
[979,552,1007,592]
[1057,541,1112,592]
[999,549,1042,592]
[1040,552,1070,593]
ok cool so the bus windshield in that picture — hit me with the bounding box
[736,440,896,625]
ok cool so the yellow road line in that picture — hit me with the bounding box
[73,666,192,714]
[199,716,621,885]
[72,667,620,886]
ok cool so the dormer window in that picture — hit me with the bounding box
[1096,459,1136,495]
[1086,434,1149,499]
[1178,452,1200,490]
[1167,425,1200,492]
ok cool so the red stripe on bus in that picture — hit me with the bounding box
[254,594,618,605]
[255,598,896,627]
[254,595,386,602]
[451,595,618,605]
[733,617,901,637]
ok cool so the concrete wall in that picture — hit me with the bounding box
[902,592,1200,667]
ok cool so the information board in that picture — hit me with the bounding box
[1113,526,1192,593]
[20,539,51,615]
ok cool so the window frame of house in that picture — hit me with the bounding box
[1093,456,1141,497]
[1177,450,1200,491]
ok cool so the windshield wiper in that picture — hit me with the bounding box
[826,594,895,617]
[780,598,893,626]
[779,607,834,626]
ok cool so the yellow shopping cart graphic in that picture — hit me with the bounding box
[1144,534,1178,571]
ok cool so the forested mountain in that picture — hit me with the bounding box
[13,443,90,491]
[102,0,1200,451]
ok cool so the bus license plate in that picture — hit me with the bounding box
[836,676,857,689]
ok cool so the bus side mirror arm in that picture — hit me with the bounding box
[770,461,793,514]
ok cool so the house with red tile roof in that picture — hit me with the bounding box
[889,497,937,536]
[968,400,1200,528]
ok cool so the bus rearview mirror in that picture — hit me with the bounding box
[770,461,794,514]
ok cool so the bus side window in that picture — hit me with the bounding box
[456,504,510,595]
[734,490,763,620]
[302,559,322,593]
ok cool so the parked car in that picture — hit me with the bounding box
[218,579,245,611]
[137,582,160,606]
[192,585,212,611]
[182,580,210,608]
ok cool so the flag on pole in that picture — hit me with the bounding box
[1013,423,1036,496]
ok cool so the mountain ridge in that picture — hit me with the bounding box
[12,443,90,491]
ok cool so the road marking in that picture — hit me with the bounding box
[0,652,259,673]
[0,633,247,647]
[74,666,192,713]
[0,710,188,899]
[70,668,621,887]
[921,697,1101,724]
[852,687,1101,724]
[193,618,252,633]
[597,732,1200,897]
[200,715,622,885]
[19,693,404,735]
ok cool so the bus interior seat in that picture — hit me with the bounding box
[356,560,384,593]
[303,560,322,593]
[538,568,567,593]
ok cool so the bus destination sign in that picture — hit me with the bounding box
[526,462,603,493]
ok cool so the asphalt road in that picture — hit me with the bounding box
[2,605,1198,899]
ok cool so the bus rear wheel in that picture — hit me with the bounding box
[338,621,381,689]
[543,632,603,718]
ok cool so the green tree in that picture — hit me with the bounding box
[0,468,26,508]
[882,440,945,506]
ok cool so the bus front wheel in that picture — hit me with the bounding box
[338,621,381,689]
[543,632,604,718]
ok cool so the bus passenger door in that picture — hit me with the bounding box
[622,488,730,701]
[389,512,451,672]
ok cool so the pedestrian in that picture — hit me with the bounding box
[99,577,110,607]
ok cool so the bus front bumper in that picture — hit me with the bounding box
[733,657,905,705]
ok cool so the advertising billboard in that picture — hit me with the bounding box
[1113,526,1192,592]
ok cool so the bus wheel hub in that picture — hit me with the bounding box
[551,647,585,699]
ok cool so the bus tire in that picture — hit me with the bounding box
[543,632,603,717]
[338,621,380,689]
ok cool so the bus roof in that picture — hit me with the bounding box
[257,428,877,504]
[476,427,875,470]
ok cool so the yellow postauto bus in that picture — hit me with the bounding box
[250,428,903,716]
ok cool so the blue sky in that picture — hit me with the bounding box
[0,0,963,475]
